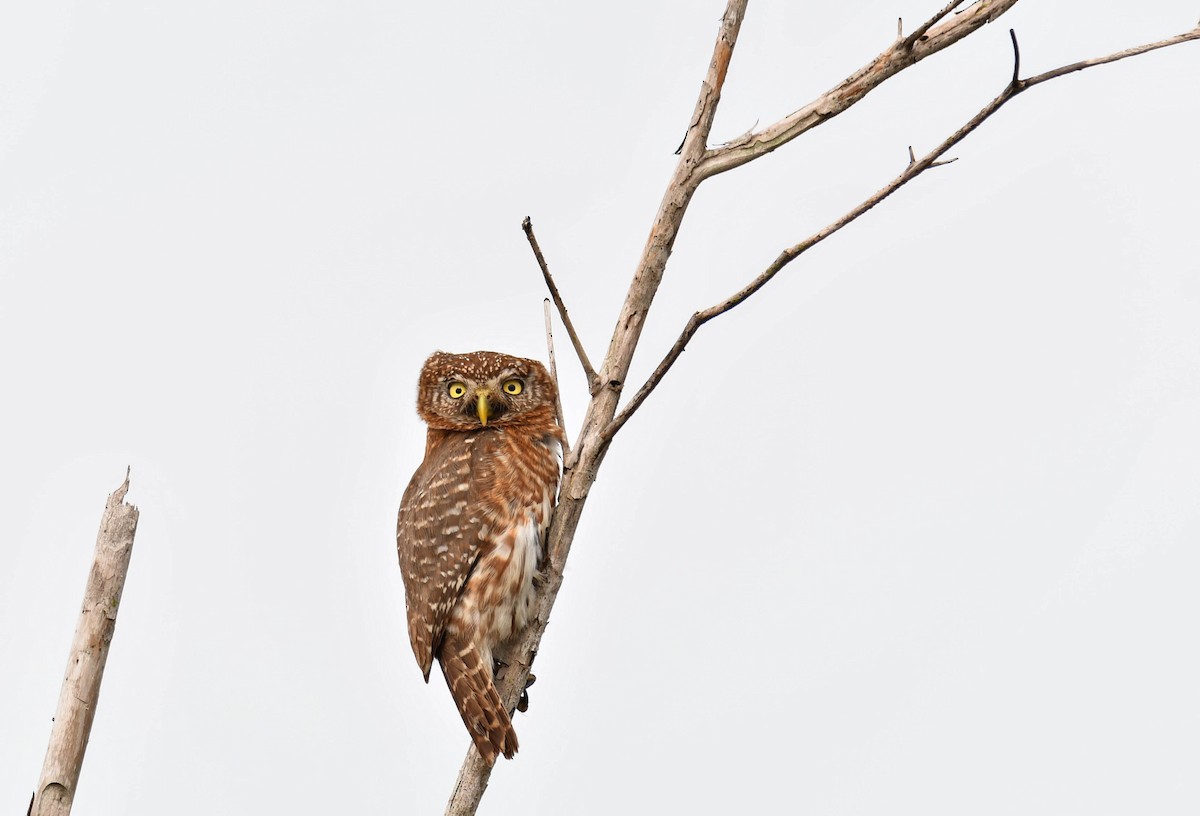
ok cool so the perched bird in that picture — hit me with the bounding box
[397,350,564,764]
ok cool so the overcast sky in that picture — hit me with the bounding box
[3,2,1198,814]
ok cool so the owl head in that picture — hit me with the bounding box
[416,350,559,432]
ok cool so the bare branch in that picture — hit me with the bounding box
[522,216,599,391]
[442,3,1199,811]
[1009,28,1022,86]
[443,3,750,813]
[903,0,970,50]
[445,752,492,816]
[1021,24,1200,88]
[606,22,1200,440]
[698,0,1019,180]
[543,298,571,464]
[32,471,140,816]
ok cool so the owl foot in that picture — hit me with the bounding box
[516,673,536,713]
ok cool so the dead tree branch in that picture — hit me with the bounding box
[543,298,571,463]
[1010,27,1022,85]
[442,2,1198,812]
[444,4,748,814]
[696,0,1019,180]
[522,216,599,392]
[606,23,1200,439]
[902,0,970,50]
[1018,25,1199,89]
[31,471,140,816]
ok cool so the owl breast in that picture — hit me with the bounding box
[466,488,553,648]
[448,432,558,667]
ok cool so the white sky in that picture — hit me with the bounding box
[2,2,1198,814]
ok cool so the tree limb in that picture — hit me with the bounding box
[443,4,750,814]
[31,471,140,816]
[522,216,599,392]
[606,23,1200,440]
[441,2,1198,811]
[696,0,1020,180]
[1019,24,1200,89]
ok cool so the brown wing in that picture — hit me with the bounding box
[396,429,494,680]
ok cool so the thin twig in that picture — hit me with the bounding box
[1021,24,1199,88]
[913,143,958,168]
[903,0,969,50]
[543,298,571,463]
[522,217,599,391]
[604,22,1200,441]
[1009,28,1022,86]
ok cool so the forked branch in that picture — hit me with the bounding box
[607,23,1200,440]
[902,0,970,50]
[696,0,1020,180]
[444,2,1198,813]
[1018,25,1199,89]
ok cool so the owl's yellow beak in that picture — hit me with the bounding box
[476,391,490,426]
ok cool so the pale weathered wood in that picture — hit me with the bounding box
[31,472,140,816]
[609,22,1200,438]
[695,0,1021,180]
[442,2,1199,813]
[443,5,750,814]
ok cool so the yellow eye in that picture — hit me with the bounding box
[502,379,523,396]
[447,382,467,399]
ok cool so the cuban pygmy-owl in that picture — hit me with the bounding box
[396,350,564,764]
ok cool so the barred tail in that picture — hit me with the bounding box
[439,633,518,764]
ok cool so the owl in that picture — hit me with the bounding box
[397,350,565,764]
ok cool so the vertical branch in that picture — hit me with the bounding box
[571,0,747,472]
[543,298,571,463]
[443,3,749,814]
[31,471,140,816]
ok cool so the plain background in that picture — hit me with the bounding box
[2,2,1198,813]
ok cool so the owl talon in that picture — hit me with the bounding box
[515,672,537,713]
